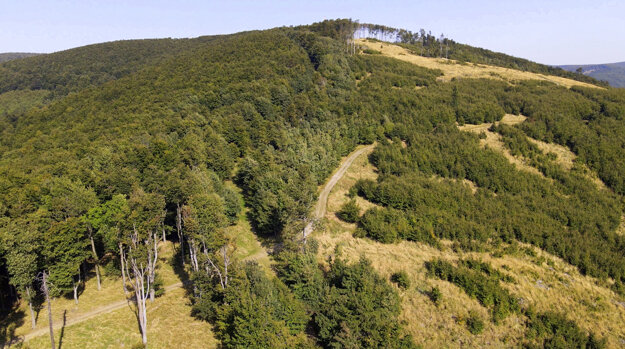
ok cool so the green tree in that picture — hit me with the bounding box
[43,217,90,304]
[1,215,42,328]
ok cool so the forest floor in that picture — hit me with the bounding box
[314,140,625,348]
[356,39,601,90]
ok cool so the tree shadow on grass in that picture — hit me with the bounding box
[169,250,193,297]
[58,310,67,349]
[0,304,25,349]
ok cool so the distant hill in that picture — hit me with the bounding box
[0,52,42,63]
[559,61,625,87]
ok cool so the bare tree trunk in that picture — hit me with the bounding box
[42,271,55,349]
[119,242,128,295]
[147,231,159,302]
[88,227,101,291]
[162,225,167,243]
[189,239,199,273]
[204,245,225,290]
[73,266,82,304]
[26,286,36,329]
[127,231,149,347]
[135,272,148,346]
[176,203,185,264]
[221,246,230,288]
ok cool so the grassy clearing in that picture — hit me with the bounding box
[526,138,608,190]
[223,181,273,274]
[23,287,217,349]
[316,145,625,348]
[458,114,544,177]
[357,39,600,89]
[458,116,609,191]
[8,241,218,348]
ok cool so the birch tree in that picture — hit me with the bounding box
[182,192,231,290]
[128,188,165,302]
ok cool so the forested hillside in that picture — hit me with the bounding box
[1,19,625,348]
[0,53,41,63]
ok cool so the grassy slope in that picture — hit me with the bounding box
[315,141,625,348]
[358,39,601,89]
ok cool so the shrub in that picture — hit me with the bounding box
[466,311,485,335]
[336,199,360,223]
[428,286,442,306]
[363,48,382,55]
[390,271,411,289]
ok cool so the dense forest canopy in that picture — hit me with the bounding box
[1,19,624,347]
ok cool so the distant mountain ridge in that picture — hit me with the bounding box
[559,61,625,87]
[0,52,42,63]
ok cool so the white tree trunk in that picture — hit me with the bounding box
[42,272,55,349]
[176,203,185,264]
[26,286,36,329]
[126,230,150,347]
[119,242,128,295]
[89,230,101,291]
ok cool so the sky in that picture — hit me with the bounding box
[1,0,624,65]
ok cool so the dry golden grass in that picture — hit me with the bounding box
[358,39,601,90]
[323,144,379,226]
[458,114,544,177]
[316,144,625,348]
[23,287,218,349]
[458,117,608,191]
[526,138,608,190]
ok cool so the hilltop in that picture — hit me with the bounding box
[559,62,625,88]
[1,20,624,348]
[0,52,41,63]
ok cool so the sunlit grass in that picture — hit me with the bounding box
[315,143,625,348]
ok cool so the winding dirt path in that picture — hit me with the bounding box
[21,282,182,343]
[303,144,375,238]
[19,144,375,344]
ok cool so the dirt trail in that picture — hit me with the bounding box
[21,282,182,343]
[303,144,376,238]
[19,144,374,344]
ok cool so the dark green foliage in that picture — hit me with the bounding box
[524,309,606,349]
[460,259,515,283]
[0,37,218,97]
[426,259,519,323]
[193,262,312,348]
[355,114,625,285]
[43,217,90,295]
[358,207,410,243]
[466,310,485,335]
[336,199,360,223]
[390,271,410,289]
[315,257,417,348]
[275,244,416,348]
[363,49,382,55]
[428,286,442,306]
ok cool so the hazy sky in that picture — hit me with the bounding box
[1,0,623,65]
